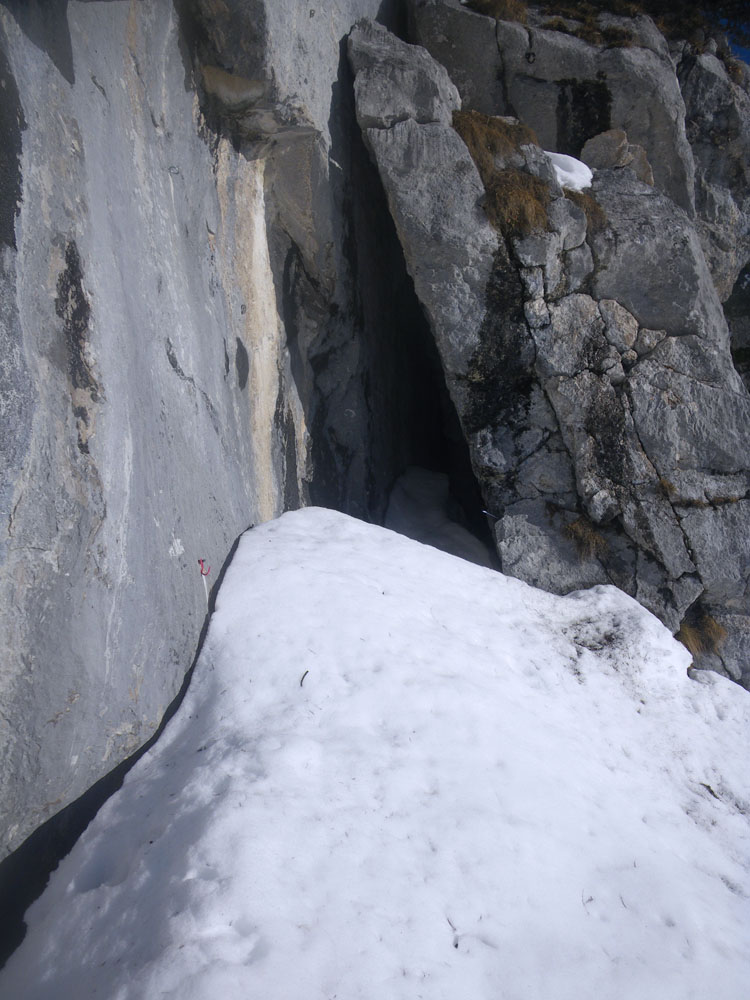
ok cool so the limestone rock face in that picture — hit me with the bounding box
[350,16,750,685]
[0,0,413,858]
[1,0,287,858]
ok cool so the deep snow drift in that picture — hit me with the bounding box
[2,508,749,999]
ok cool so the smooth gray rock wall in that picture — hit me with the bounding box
[0,0,409,859]
[0,0,293,856]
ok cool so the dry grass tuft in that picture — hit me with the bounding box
[601,25,635,46]
[677,613,727,657]
[453,110,549,237]
[465,0,528,23]
[658,475,675,498]
[453,110,540,181]
[725,56,746,87]
[536,0,698,38]
[564,516,608,561]
[543,16,633,46]
[485,170,551,236]
[564,189,608,234]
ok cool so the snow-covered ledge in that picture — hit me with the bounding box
[3,509,748,997]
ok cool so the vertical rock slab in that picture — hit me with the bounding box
[0,0,307,858]
[348,21,498,404]
[677,49,750,300]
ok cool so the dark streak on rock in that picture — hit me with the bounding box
[165,337,221,434]
[165,338,188,380]
[283,410,300,511]
[55,241,100,402]
[0,46,26,250]
[556,77,611,158]
[583,382,630,487]
[235,337,249,390]
[462,242,535,434]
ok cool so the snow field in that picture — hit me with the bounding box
[2,508,748,999]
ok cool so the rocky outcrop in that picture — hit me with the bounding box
[410,0,695,212]
[412,0,750,305]
[349,13,750,684]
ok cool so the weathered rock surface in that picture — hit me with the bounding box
[677,49,750,300]
[348,15,460,127]
[350,16,750,684]
[580,128,654,186]
[726,262,750,390]
[590,170,731,342]
[0,0,422,859]
[1,0,291,858]
[410,0,695,212]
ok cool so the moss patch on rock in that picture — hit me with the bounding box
[564,515,609,560]
[485,171,551,237]
[678,609,728,657]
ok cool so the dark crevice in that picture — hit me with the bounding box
[726,261,750,391]
[234,337,249,391]
[341,72,490,536]
[556,77,611,157]
[266,31,490,539]
[462,240,535,436]
[55,241,100,401]
[0,44,25,250]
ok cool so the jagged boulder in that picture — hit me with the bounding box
[349,17,750,685]
[580,128,654,186]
